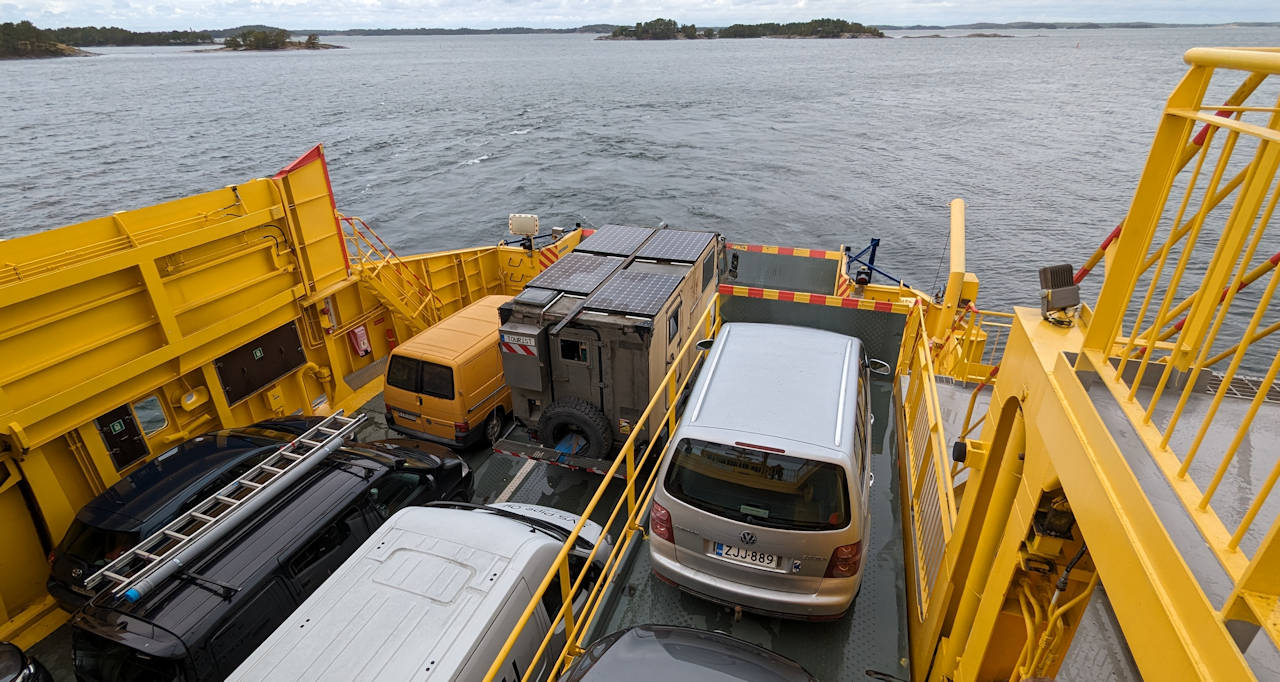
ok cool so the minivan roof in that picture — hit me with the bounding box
[229,505,565,681]
[395,294,512,362]
[72,449,393,657]
[684,323,862,458]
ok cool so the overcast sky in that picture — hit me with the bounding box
[2,0,1276,32]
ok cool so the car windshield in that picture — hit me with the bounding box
[664,438,849,531]
[73,631,184,682]
[58,520,136,569]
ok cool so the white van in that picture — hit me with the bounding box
[649,322,872,620]
[229,502,607,682]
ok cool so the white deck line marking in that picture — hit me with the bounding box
[496,458,537,502]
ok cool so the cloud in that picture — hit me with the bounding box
[1,0,1275,31]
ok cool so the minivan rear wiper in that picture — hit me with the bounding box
[423,501,595,551]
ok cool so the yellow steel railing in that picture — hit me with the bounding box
[897,301,958,619]
[482,296,723,682]
[1079,46,1280,655]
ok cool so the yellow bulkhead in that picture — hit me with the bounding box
[0,146,580,646]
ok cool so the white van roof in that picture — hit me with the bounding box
[229,505,581,681]
[684,323,862,457]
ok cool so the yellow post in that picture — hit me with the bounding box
[929,199,968,341]
[933,401,1025,679]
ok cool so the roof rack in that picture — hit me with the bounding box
[84,411,367,603]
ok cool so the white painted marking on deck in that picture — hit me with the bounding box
[496,458,537,503]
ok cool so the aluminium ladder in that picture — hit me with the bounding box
[84,411,366,602]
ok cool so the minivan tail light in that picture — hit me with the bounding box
[825,541,862,578]
[650,501,674,542]
[453,421,470,435]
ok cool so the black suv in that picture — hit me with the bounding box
[70,427,472,682]
[49,418,470,612]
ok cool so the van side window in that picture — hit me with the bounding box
[387,355,420,392]
[369,471,428,518]
[668,303,681,343]
[208,577,296,670]
[855,376,869,474]
[287,507,366,594]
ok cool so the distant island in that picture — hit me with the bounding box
[1,20,211,58]
[210,28,343,51]
[600,17,885,40]
[875,21,1280,30]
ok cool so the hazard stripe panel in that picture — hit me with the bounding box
[500,342,537,356]
[717,283,912,314]
[726,242,843,260]
[537,245,564,270]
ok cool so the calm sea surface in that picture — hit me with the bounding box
[3,27,1280,310]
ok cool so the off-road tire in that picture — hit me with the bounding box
[536,398,613,460]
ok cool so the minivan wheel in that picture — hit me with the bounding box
[536,398,613,460]
[484,409,506,445]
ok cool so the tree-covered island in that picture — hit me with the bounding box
[2,20,213,58]
[216,28,342,50]
[601,17,885,40]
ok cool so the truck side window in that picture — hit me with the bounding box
[668,303,681,343]
[702,253,715,290]
[559,339,587,363]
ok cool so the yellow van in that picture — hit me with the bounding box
[384,295,513,448]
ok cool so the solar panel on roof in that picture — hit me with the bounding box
[527,253,622,294]
[515,287,559,306]
[636,229,715,262]
[586,271,684,316]
[577,224,656,256]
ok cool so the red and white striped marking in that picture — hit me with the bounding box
[500,342,537,356]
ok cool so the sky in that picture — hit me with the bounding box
[1,0,1276,32]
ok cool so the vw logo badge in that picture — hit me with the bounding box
[740,530,756,545]
[71,567,83,578]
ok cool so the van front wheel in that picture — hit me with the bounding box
[537,399,613,460]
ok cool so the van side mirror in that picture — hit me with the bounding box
[695,338,715,351]
[868,358,892,376]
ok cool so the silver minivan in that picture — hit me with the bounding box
[648,322,872,620]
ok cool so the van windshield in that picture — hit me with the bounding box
[664,438,849,531]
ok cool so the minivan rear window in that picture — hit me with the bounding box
[664,439,849,531]
[419,361,454,400]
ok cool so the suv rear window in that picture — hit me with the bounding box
[664,438,849,531]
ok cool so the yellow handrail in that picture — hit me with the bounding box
[482,295,722,682]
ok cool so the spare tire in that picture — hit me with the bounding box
[537,398,613,460]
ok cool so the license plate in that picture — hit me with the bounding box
[395,410,419,422]
[713,543,779,569]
